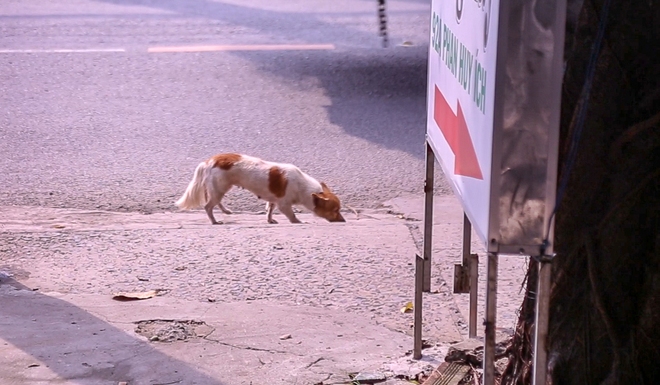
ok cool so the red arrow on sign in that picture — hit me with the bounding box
[433,86,483,180]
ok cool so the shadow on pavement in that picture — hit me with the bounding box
[251,49,429,159]
[0,276,226,385]
[94,0,430,159]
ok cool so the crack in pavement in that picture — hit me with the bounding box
[314,373,333,384]
[153,380,183,385]
[304,357,325,369]
[203,336,299,355]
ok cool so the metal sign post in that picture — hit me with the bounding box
[413,253,425,360]
[422,141,435,293]
[413,141,435,360]
[533,259,552,384]
[454,213,479,338]
[465,215,479,339]
[483,252,499,385]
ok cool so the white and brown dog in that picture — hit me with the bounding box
[175,153,345,224]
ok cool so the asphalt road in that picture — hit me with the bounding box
[0,0,450,214]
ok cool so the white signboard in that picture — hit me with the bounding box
[427,0,565,254]
[427,0,500,248]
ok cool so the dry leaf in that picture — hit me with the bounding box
[279,334,292,340]
[112,290,164,301]
[401,302,414,313]
[52,224,65,229]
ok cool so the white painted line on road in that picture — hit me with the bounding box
[0,48,126,53]
[147,44,336,53]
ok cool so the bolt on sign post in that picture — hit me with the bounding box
[417,0,567,384]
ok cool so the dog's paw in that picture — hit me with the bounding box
[211,221,224,225]
[222,209,233,215]
[268,219,278,224]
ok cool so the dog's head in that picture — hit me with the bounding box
[312,182,345,222]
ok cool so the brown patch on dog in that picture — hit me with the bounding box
[312,182,345,222]
[211,153,242,170]
[268,167,288,198]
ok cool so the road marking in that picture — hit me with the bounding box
[0,45,336,54]
[148,44,336,53]
[0,48,126,54]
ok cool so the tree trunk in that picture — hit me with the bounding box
[501,1,660,384]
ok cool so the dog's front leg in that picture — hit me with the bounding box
[278,204,302,224]
[266,202,278,224]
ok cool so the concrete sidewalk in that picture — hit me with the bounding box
[0,196,527,384]
[0,285,414,385]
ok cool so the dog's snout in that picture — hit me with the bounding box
[334,214,346,222]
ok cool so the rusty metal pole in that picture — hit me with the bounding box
[462,214,479,338]
[532,258,552,385]
[422,140,434,292]
[483,252,498,385]
[413,253,425,359]
[415,139,435,358]
[468,253,479,338]
[462,213,471,266]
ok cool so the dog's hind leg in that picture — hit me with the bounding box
[266,202,277,224]
[278,204,301,224]
[205,177,232,224]
[204,196,222,225]
[217,202,232,215]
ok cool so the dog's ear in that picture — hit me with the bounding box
[312,193,329,207]
[320,182,331,193]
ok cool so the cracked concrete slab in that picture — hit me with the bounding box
[0,205,459,385]
[0,205,464,345]
[0,285,410,385]
[0,198,526,384]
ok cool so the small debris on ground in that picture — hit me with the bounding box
[421,362,470,385]
[279,334,292,340]
[445,339,508,368]
[112,289,167,301]
[400,302,414,313]
[352,371,387,383]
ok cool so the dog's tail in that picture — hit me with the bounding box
[175,162,208,210]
